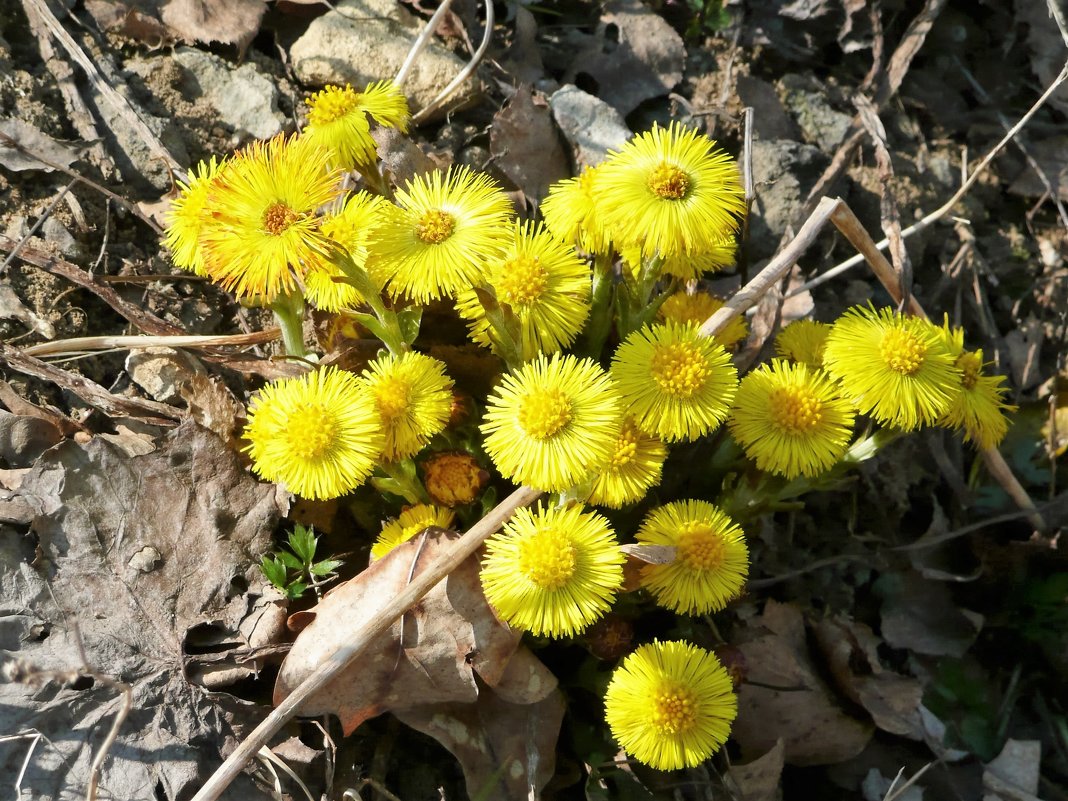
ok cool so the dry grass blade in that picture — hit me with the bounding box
[23,331,281,358]
[411,0,494,125]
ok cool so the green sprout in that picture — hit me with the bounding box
[260,524,342,600]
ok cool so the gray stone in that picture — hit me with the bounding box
[748,138,828,261]
[548,84,632,169]
[290,0,478,120]
[171,48,285,141]
[125,347,206,404]
[779,73,852,152]
[40,217,81,259]
[736,75,799,141]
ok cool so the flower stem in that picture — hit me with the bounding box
[331,248,409,355]
[577,252,616,359]
[270,291,308,358]
[375,458,430,504]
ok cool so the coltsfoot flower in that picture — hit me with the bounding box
[481,353,622,491]
[586,418,668,508]
[370,166,514,303]
[936,325,1013,448]
[164,156,227,276]
[199,134,340,301]
[305,191,390,312]
[658,291,747,350]
[303,81,409,170]
[823,305,961,431]
[243,367,383,500]
[729,359,856,479]
[605,640,738,770]
[611,323,738,442]
[621,236,737,281]
[371,503,456,559]
[359,352,454,461]
[540,166,613,254]
[480,504,625,637]
[456,220,591,361]
[636,500,748,615]
[595,122,745,258]
[775,319,831,369]
[422,451,488,507]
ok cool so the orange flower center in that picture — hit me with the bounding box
[423,453,484,506]
[650,682,698,734]
[416,209,456,244]
[880,327,927,375]
[517,527,576,589]
[647,162,691,200]
[374,377,411,422]
[262,202,298,235]
[650,342,709,398]
[957,351,982,390]
[497,255,548,306]
[518,389,572,439]
[307,85,359,125]
[675,523,726,571]
[769,386,823,434]
[282,402,337,460]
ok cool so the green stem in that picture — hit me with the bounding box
[616,253,664,338]
[577,252,616,359]
[474,285,524,370]
[331,249,408,354]
[270,291,308,358]
[358,160,393,200]
[377,458,430,504]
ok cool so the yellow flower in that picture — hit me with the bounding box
[775,319,831,369]
[422,451,488,506]
[481,353,622,491]
[370,166,514,303]
[611,323,738,442]
[823,305,961,431]
[540,166,612,254]
[659,291,747,350]
[455,220,591,361]
[305,191,390,312]
[586,418,668,508]
[605,640,737,771]
[243,367,383,500]
[621,235,737,281]
[163,156,227,276]
[637,500,748,615]
[371,503,456,559]
[359,352,454,461]
[199,134,340,301]
[303,81,410,170]
[936,326,1013,448]
[595,122,745,258]
[480,504,625,637]
[728,359,855,479]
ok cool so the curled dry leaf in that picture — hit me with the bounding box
[0,421,287,800]
[731,600,873,766]
[274,527,523,735]
[728,738,785,801]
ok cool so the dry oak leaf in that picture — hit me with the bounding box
[0,421,287,801]
[731,600,873,766]
[85,0,267,51]
[490,85,570,204]
[274,527,523,734]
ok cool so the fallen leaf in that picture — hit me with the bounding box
[0,118,80,173]
[396,647,565,801]
[498,6,545,85]
[85,0,267,51]
[875,571,982,657]
[731,600,873,766]
[274,527,522,734]
[564,0,685,116]
[0,409,63,468]
[984,739,1042,800]
[490,86,570,204]
[0,282,55,338]
[812,616,924,739]
[179,372,246,446]
[0,421,286,800]
[728,739,785,801]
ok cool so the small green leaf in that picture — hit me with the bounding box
[260,556,287,589]
[277,550,304,571]
[309,559,342,576]
[288,525,317,563]
[397,306,423,346]
[286,582,308,600]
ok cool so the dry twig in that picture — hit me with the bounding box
[411,0,494,125]
[23,331,281,358]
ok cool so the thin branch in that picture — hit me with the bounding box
[411,0,494,125]
[790,60,1068,297]
[23,330,281,358]
[394,0,456,88]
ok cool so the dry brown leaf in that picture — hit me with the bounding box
[85,0,267,50]
[728,738,785,801]
[0,118,81,173]
[812,616,924,739]
[875,571,982,657]
[396,647,564,801]
[565,0,684,116]
[731,600,873,766]
[179,372,246,446]
[0,421,286,800]
[490,86,570,204]
[274,527,522,734]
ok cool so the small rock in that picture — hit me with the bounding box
[549,84,632,169]
[125,347,206,404]
[779,74,852,151]
[171,48,285,142]
[749,138,828,259]
[128,546,163,573]
[737,75,800,141]
[40,217,81,260]
[290,0,478,121]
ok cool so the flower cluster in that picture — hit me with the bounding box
[163,87,1016,778]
